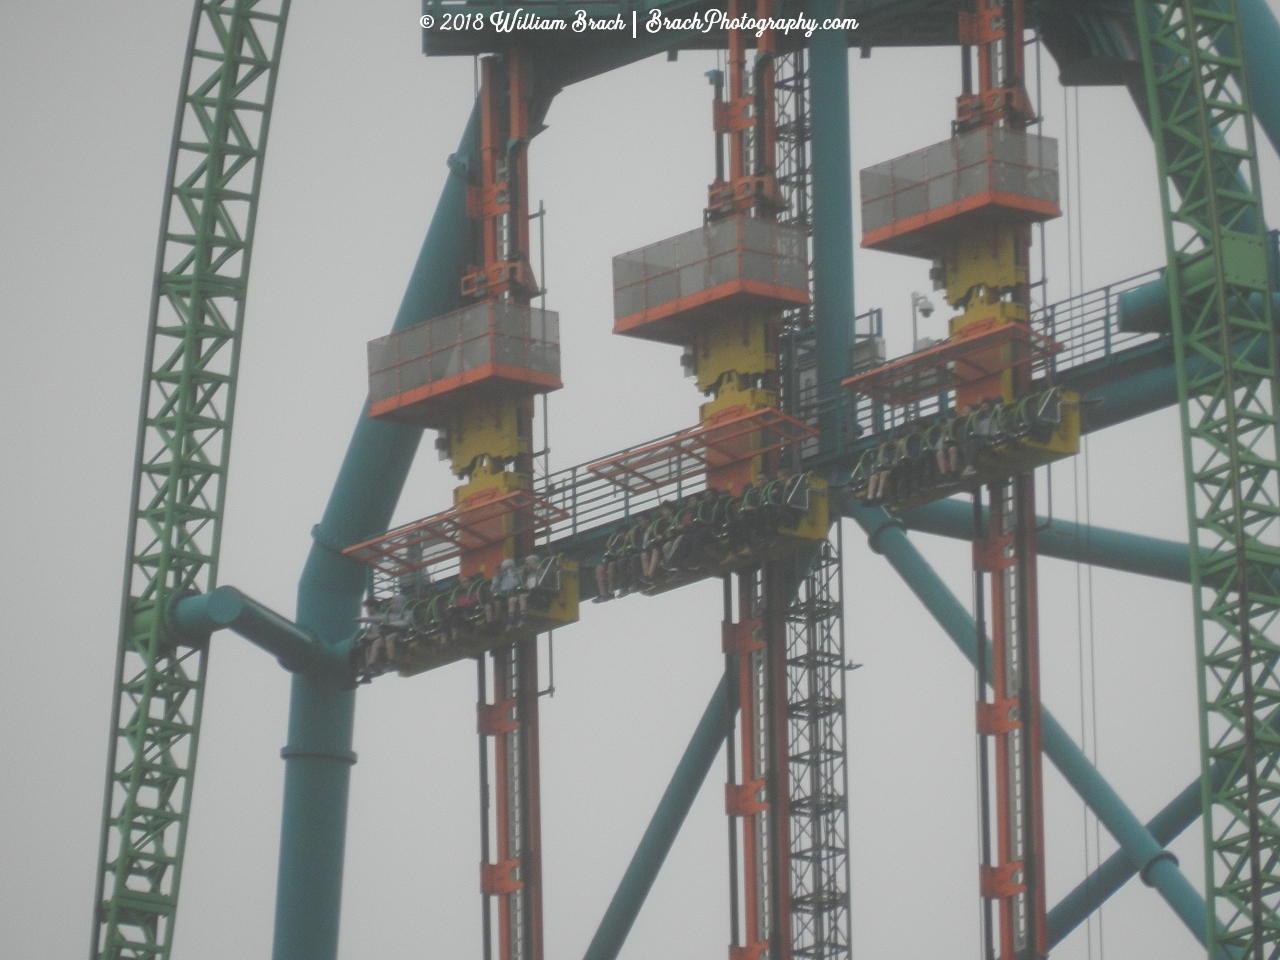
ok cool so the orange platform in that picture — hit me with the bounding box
[369,363,560,428]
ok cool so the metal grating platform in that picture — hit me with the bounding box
[343,490,569,574]
[586,407,817,493]
[841,323,1062,406]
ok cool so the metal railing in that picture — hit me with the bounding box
[1034,268,1164,376]
[393,270,1170,582]
[784,269,1170,466]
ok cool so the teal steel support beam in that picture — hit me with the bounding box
[582,673,734,960]
[1050,692,1280,947]
[170,587,343,677]
[808,4,854,452]
[271,106,480,960]
[1228,0,1280,157]
[1118,280,1280,334]
[1077,331,1280,436]
[845,502,1214,949]
[1049,778,1202,946]
[895,498,1194,582]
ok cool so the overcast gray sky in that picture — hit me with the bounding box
[4,2,1280,959]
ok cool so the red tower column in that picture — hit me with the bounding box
[975,478,1047,960]
[724,566,792,960]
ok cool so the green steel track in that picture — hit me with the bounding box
[1137,0,1280,954]
[90,2,290,958]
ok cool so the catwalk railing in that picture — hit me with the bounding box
[400,269,1168,584]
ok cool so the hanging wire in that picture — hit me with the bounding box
[1062,87,1075,303]
[1083,434,1105,958]
[1072,447,1095,960]
[1074,88,1085,297]
[1034,30,1049,311]
[1032,29,1055,527]
[1061,78,1109,960]
[1068,84,1105,957]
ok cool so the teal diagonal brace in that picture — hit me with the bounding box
[1051,683,1280,948]
[1049,776,1203,946]
[583,673,734,960]
[845,502,1215,951]
[894,498,1194,583]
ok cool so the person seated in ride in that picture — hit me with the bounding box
[758,469,786,537]
[386,587,413,637]
[960,398,997,478]
[864,434,898,502]
[489,558,523,631]
[702,486,737,559]
[891,421,928,499]
[666,490,712,570]
[723,476,762,555]
[511,554,545,629]
[737,471,770,548]
[593,527,627,602]
[360,596,395,676]
[642,503,675,584]
[773,466,808,527]
[1026,390,1058,443]
[621,512,652,594]
[352,597,383,683]
[662,498,693,566]
[450,574,482,640]
[933,413,961,480]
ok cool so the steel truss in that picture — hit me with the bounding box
[775,44,852,959]
[774,48,812,239]
[1137,0,1280,953]
[90,3,290,958]
[479,641,544,960]
[784,535,853,960]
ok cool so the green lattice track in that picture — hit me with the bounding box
[89,3,290,958]
[1137,0,1280,954]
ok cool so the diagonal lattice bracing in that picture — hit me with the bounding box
[1136,0,1280,953]
[91,3,290,959]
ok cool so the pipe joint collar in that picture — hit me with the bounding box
[310,523,357,558]
[1140,850,1179,887]
[867,515,905,555]
[281,746,358,765]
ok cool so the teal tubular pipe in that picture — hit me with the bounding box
[271,106,480,960]
[1229,0,1280,158]
[1078,332,1280,436]
[895,499,1193,582]
[808,2,854,451]
[1117,282,1280,335]
[582,675,733,960]
[844,502,1212,948]
[1048,778,1202,946]
[1050,691,1280,948]
[171,586,342,675]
